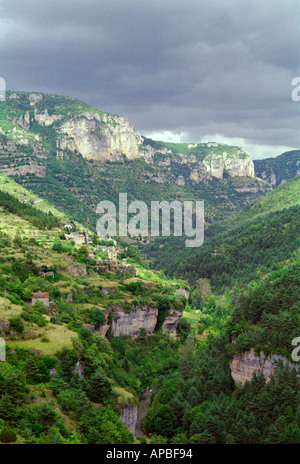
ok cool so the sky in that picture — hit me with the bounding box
[0,0,299,159]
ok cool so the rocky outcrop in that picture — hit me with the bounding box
[203,152,254,179]
[73,361,84,377]
[175,287,190,300]
[120,406,138,435]
[225,156,255,177]
[97,310,110,338]
[34,109,62,126]
[257,170,277,187]
[13,111,31,129]
[161,309,183,337]
[0,91,258,184]
[53,109,255,180]
[253,152,300,187]
[230,348,299,385]
[29,93,43,106]
[0,127,46,177]
[135,387,152,437]
[57,111,143,161]
[111,304,158,337]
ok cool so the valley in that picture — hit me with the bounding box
[0,91,299,445]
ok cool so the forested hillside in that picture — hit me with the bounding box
[139,177,300,445]
[0,183,190,444]
[143,176,300,288]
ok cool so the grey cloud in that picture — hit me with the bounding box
[0,0,299,158]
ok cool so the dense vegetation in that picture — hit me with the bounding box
[143,335,299,444]
[0,190,60,230]
[143,177,300,289]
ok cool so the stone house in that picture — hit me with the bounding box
[69,231,86,245]
[31,292,50,308]
[87,249,95,259]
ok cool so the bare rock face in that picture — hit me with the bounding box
[97,310,110,338]
[225,156,255,177]
[138,145,254,183]
[258,169,277,187]
[175,287,190,300]
[203,156,225,178]
[29,93,43,106]
[203,152,254,179]
[161,309,183,337]
[14,111,31,129]
[230,348,298,385]
[120,406,138,435]
[57,111,143,161]
[111,304,158,337]
[73,361,84,377]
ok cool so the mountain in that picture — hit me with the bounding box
[0,90,271,230]
[254,150,300,187]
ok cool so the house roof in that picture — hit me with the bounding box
[32,292,49,299]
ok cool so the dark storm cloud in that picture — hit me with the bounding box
[0,0,299,158]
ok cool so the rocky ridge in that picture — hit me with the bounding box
[1,91,257,182]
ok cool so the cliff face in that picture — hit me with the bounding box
[111,304,158,337]
[56,111,143,161]
[55,112,255,179]
[84,303,183,339]
[1,91,257,181]
[161,309,184,337]
[203,152,255,179]
[230,348,298,385]
[120,405,138,435]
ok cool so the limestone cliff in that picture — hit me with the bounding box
[161,309,184,337]
[230,348,298,385]
[84,303,183,339]
[56,111,143,161]
[120,405,138,435]
[111,304,158,337]
[1,90,257,182]
[0,134,46,177]
[203,151,254,179]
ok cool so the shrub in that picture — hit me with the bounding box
[9,316,24,333]
[0,425,17,443]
